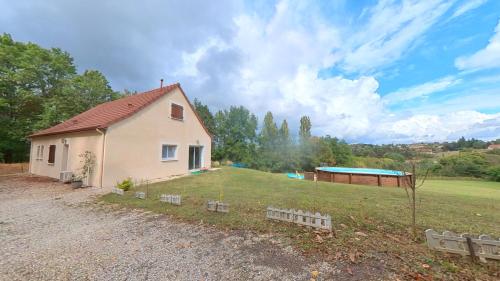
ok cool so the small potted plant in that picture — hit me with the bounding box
[117,178,133,191]
[71,174,83,188]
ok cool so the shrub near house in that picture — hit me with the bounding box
[117,178,133,191]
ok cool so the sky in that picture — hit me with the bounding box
[1,0,500,144]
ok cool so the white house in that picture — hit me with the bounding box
[28,83,212,187]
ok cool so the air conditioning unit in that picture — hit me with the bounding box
[60,171,73,183]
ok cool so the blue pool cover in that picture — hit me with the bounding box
[287,173,304,179]
[316,167,405,176]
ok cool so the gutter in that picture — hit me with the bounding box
[28,139,33,174]
[96,128,106,188]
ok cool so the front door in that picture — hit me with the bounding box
[188,146,203,170]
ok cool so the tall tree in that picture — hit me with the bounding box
[297,116,315,170]
[258,112,280,170]
[36,70,119,129]
[213,106,257,163]
[0,33,75,162]
[322,135,353,166]
[277,119,296,171]
[193,98,215,135]
[0,34,118,162]
[299,115,311,143]
[260,112,278,149]
[278,119,291,146]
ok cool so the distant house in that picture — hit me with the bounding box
[28,83,211,187]
[488,144,500,150]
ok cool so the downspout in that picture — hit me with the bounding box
[96,128,106,188]
[28,138,32,174]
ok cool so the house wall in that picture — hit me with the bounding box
[29,131,104,186]
[102,87,211,187]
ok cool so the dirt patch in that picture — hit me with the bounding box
[241,239,307,275]
[2,175,371,281]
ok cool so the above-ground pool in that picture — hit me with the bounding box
[310,167,411,187]
[316,167,405,176]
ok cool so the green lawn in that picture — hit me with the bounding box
[102,167,500,235]
[102,167,500,278]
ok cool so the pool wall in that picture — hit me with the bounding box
[310,169,412,187]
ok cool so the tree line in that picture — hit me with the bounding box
[0,34,120,162]
[2,33,499,181]
[0,33,353,169]
[193,99,353,172]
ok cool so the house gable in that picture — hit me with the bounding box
[28,83,211,139]
[101,87,211,187]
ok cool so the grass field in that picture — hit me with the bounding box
[103,167,500,235]
[102,167,500,279]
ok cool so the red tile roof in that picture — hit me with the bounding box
[30,83,210,138]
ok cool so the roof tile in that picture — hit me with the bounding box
[30,83,179,137]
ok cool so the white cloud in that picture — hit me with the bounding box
[341,0,454,73]
[383,76,461,104]
[379,111,500,143]
[3,0,498,143]
[401,88,500,115]
[175,0,499,142]
[176,1,383,139]
[278,67,383,138]
[472,73,500,84]
[451,0,487,19]
[455,20,500,71]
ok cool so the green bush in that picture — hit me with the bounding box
[486,148,500,155]
[383,152,406,162]
[117,178,133,191]
[487,166,500,182]
[436,151,488,178]
[352,156,398,170]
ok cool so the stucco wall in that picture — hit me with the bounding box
[29,131,104,186]
[102,88,211,187]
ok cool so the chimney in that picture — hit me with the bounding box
[160,78,164,89]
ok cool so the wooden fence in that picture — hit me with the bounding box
[425,229,500,262]
[0,163,29,175]
[266,206,332,231]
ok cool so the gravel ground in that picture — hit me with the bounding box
[0,175,357,281]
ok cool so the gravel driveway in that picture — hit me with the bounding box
[0,175,348,281]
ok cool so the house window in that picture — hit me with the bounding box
[48,145,56,164]
[161,144,177,161]
[171,103,184,120]
[35,145,44,160]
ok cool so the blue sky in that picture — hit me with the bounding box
[1,0,500,143]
